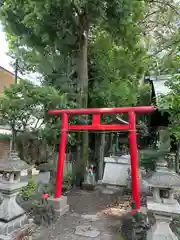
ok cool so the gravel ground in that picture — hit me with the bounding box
[32,187,128,239]
[31,188,180,239]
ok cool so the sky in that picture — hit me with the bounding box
[0,24,13,73]
[0,23,40,84]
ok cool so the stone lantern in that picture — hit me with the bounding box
[0,151,30,237]
[146,160,180,240]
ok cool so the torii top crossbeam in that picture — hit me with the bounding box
[48,106,154,115]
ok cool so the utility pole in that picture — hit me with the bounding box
[14,59,18,84]
[10,59,18,151]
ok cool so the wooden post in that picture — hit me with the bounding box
[98,133,105,180]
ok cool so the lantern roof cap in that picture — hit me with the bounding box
[0,151,30,172]
[146,160,180,188]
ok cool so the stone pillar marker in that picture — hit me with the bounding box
[0,151,30,237]
[146,160,180,240]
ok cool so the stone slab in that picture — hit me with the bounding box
[104,155,130,164]
[75,225,100,238]
[81,214,100,221]
[102,156,130,186]
[147,197,180,216]
[100,186,121,195]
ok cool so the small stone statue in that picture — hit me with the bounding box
[82,164,96,190]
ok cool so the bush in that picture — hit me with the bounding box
[120,211,150,240]
[18,170,72,226]
[38,163,52,172]
[21,177,37,200]
[62,172,73,193]
[139,149,168,172]
[35,171,73,197]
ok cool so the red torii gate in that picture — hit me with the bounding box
[48,106,155,210]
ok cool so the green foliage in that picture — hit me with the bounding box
[120,211,150,240]
[0,134,11,142]
[1,0,144,52]
[0,0,146,109]
[0,80,68,130]
[62,172,73,193]
[158,76,180,140]
[21,177,37,200]
[19,172,72,225]
[137,84,152,106]
[36,171,73,196]
[32,200,56,226]
[18,191,56,226]
[88,28,149,109]
[139,149,168,171]
[0,80,76,163]
[143,1,180,75]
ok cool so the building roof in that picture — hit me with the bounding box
[0,66,15,77]
[148,74,180,96]
[0,125,12,135]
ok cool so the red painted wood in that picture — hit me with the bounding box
[48,106,155,115]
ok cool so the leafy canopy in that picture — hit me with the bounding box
[0,80,77,163]
[1,0,144,49]
[158,76,180,140]
[0,0,145,81]
[0,80,69,132]
[89,28,148,108]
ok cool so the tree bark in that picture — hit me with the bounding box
[75,12,89,183]
[98,133,105,181]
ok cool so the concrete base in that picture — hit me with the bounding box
[147,215,177,240]
[147,198,180,240]
[48,196,69,216]
[0,181,28,236]
[0,214,28,236]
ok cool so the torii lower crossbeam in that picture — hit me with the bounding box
[48,106,155,210]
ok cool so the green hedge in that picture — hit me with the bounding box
[0,133,11,142]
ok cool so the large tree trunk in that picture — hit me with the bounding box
[75,12,89,185]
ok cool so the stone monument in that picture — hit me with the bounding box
[102,155,130,186]
[146,160,180,240]
[0,151,30,237]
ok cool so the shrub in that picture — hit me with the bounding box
[62,172,73,193]
[139,149,168,172]
[120,211,150,240]
[21,177,37,200]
